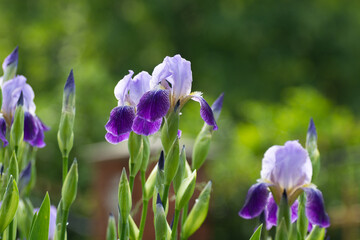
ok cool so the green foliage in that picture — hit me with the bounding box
[249,224,262,240]
[29,193,50,240]
[0,176,19,233]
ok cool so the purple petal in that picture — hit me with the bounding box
[19,161,32,191]
[291,200,299,223]
[2,46,18,71]
[177,129,182,139]
[132,116,162,136]
[191,95,218,130]
[105,132,130,144]
[239,183,269,219]
[49,206,57,240]
[105,106,135,136]
[27,116,49,148]
[24,112,39,142]
[64,69,75,94]
[211,93,224,121]
[0,116,8,147]
[136,89,170,121]
[307,118,317,141]
[304,187,330,228]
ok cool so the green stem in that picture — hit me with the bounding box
[138,200,149,240]
[119,220,127,240]
[8,219,14,240]
[60,209,69,240]
[129,175,135,193]
[162,184,170,210]
[170,209,180,240]
[181,204,188,228]
[62,155,68,183]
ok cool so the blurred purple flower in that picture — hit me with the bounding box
[238,141,330,229]
[34,205,57,240]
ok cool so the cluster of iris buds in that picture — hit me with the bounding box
[239,119,330,240]
[0,47,78,240]
[104,54,224,240]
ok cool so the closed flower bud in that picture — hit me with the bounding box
[182,181,212,239]
[155,194,167,240]
[306,118,320,182]
[175,170,197,210]
[58,70,75,158]
[61,160,78,211]
[128,131,143,177]
[129,214,139,240]
[161,104,180,154]
[8,151,19,182]
[2,46,18,82]
[141,136,150,172]
[0,176,19,233]
[164,137,180,185]
[106,214,117,240]
[118,168,132,223]
[144,164,158,201]
[10,93,25,150]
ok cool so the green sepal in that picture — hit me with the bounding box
[164,137,180,185]
[297,193,308,240]
[277,190,291,231]
[118,210,129,240]
[0,176,19,233]
[128,132,143,177]
[155,198,167,240]
[249,224,263,240]
[8,151,19,182]
[29,192,50,240]
[141,136,150,172]
[106,214,117,240]
[275,218,288,240]
[129,215,139,240]
[181,181,211,239]
[10,105,24,151]
[305,226,325,240]
[118,168,132,223]
[61,160,78,211]
[161,110,179,154]
[175,170,197,210]
[192,127,212,170]
[173,145,186,194]
[57,112,74,158]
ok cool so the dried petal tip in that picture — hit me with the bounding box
[17,92,24,106]
[156,193,163,207]
[64,69,75,93]
[158,151,165,170]
[2,46,19,69]
[307,118,317,139]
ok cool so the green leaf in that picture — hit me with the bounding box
[16,198,34,239]
[249,224,262,240]
[305,226,325,240]
[164,137,180,185]
[128,215,139,240]
[0,176,19,233]
[8,151,19,182]
[175,170,197,210]
[29,192,50,240]
[275,218,288,240]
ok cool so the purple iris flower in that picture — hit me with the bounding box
[34,205,57,240]
[239,141,330,229]
[149,54,217,130]
[1,75,49,148]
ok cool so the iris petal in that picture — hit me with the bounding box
[265,194,298,230]
[105,132,131,144]
[191,95,218,130]
[136,89,170,122]
[132,116,162,136]
[0,116,8,147]
[28,116,49,148]
[105,106,135,136]
[304,187,330,228]
[24,112,39,142]
[239,183,270,219]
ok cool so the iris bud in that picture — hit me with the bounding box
[2,46,18,82]
[155,194,167,240]
[106,214,117,240]
[129,214,139,240]
[156,152,165,196]
[164,137,179,185]
[161,101,180,154]
[61,160,78,211]
[8,151,19,182]
[10,93,25,151]
[0,176,19,233]
[141,136,150,172]
[175,170,197,210]
[181,181,212,239]
[128,131,143,177]
[306,118,320,182]
[118,168,132,223]
[58,70,75,158]
[144,164,158,201]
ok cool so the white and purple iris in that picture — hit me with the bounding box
[0,47,49,148]
[105,54,217,144]
[239,141,330,230]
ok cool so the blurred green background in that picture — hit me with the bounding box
[1,0,360,239]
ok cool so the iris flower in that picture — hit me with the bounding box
[0,48,49,148]
[239,141,330,229]
[105,54,217,143]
